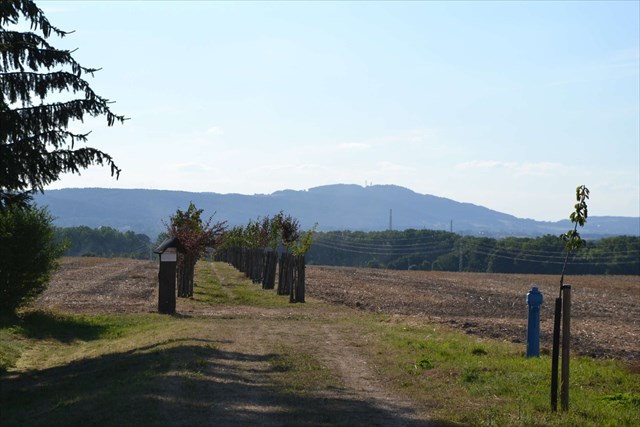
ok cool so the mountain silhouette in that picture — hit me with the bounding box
[34,184,639,238]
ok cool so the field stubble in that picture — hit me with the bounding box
[305,266,640,363]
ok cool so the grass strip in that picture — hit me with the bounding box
[192,261,292,307]
[367,320,640,426]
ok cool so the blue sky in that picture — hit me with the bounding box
[31,1,640,221]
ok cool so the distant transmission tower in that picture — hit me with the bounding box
[389,209,393,231]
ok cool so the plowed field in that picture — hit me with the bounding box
[306,266,640,362]
[35,258,639,361]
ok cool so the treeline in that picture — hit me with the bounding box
[307,230,640,275]
[54,226,154,259]
[53,225,640,275]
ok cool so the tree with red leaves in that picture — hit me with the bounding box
[167,202,226,297]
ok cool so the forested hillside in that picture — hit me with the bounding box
[308,230,640,275]
[55,226,155,260]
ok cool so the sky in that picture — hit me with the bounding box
[25,1,640,221]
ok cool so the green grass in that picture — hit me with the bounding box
[0,326,27,373]
[269,343,342,395]
[0,310,224,426]
[192,261,292,307]
[367,320,640,426]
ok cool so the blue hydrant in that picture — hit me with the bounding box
[526,287,543,358]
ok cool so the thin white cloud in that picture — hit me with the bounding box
[205,126,224,137]
[185,126,226,147]
[403,129,433,144]
[171,162,212,173]
[335,129,435,152]
[456,160,518,170]
[456,160,563,176]
[370,129,434,147]
[517,162,563,176]
[376,161,417,172]
[338,142,370,151]
[610,47,640,65]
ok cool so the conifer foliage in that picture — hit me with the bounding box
[1,0,126,208]
[0,203,64,314]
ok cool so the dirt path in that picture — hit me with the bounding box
[198,263,428,424]
[33,258,436,426]
[314,322,426,425]
[174,278,433,425]
[169,312,433,426]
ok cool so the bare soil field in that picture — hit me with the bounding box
[306,266,640,362]
[33,257,158,314]
[37,258,639,362]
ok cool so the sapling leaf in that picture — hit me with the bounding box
[559,185,589,291]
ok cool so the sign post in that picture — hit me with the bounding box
[154,238,181,314]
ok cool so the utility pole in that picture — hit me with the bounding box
[389,209,393,231]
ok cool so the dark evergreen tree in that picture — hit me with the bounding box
[0,0,123,313]
[0,204,64,314]
[1,0,125,208]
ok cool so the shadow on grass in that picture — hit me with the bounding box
[1,310,108,343]
[0,338,453,427]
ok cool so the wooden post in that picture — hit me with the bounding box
[154,238,181,315]
[277,253,290,295]
[289,256,298,303]
[561,285,571,411]
[263,251,277,290]
[289,255,306,303]
[298,255,305,303]
[551,296,562,411]
[157,258,176,314]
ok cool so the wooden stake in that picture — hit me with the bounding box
[561,285,571,411]
[551,297,562,411]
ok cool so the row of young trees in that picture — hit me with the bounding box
[165,202,227,298]
[215,212,314,302]
[308,231,640,275]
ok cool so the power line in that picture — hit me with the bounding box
[311,235,639,266]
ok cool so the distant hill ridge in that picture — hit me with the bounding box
[34,184,640,238]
